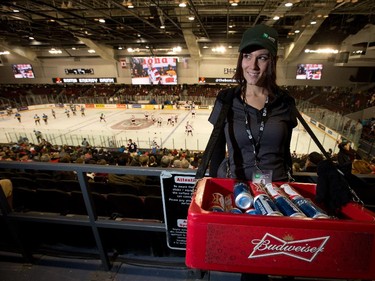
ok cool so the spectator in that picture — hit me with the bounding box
[337,140,354,174]
[127,139,138,153]
[303,152,324,172]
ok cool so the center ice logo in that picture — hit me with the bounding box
[248,233,330,262]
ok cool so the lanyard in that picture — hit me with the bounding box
[243,96,269,170]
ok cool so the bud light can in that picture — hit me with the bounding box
[244,207,258,215]
[292,196,329,219]
[233,182,253,209]
[208,192,225,212]
[253,194,283,216]
[228,207,243,214]
[265,183,306,218]
[281,184,328,219]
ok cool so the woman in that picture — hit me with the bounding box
[208,24,297,281]
[209,24,297,184]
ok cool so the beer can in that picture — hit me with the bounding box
[254,194,283,216]
[244,207,258,215]
[292,196,329,219]
[228,207,243,214]
[280,183,301,199]
[265,183,306,218]
[208,192,225,212]
[249,182,267,198]
[273,195,306,218]
[233,182,253,209]
[224,193,235,211]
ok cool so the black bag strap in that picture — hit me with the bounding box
[291,106,331,160]
[195,88,236,179]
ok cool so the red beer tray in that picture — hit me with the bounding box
[186,178,375,279]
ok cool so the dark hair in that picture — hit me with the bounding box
[233,49,278,98]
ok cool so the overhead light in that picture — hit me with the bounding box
[88,49,96,53]
[28,36,34,40]
[13,9,20,13]
[212,46,226,53]
[160,25,165,29]
[118,46,123,50]
[304,48,338,54]
[295,29,300,34]
[0,51,10,55]
[173,46,182,53]
[188,16,195,21]
[122,1,134,8]
[285,2,293,7]
[273,16,280,20]
[179,2,187,8]
[49,48,62,54]
[98,19,106,23]
[229,0,240,6]
[310,20,317,25]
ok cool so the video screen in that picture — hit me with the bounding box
[130,57,177,85]
[12,64,35,78]
[296,64,323,80]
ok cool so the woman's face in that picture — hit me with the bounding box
[241,48,271,87]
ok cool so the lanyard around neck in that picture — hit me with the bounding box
[243,96,269,169]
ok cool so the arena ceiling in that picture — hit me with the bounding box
[0,0,374,62]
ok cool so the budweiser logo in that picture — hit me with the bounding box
[249,233,330,262]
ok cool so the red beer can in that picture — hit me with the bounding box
[208,192,225,212]
[249,182,267,198]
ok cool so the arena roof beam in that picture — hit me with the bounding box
[76,37,116,63]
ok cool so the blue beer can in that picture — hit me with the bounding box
[228,207,243,214]
[292,196,329,219]
[244,207,258,215]
[254,194,283,216]
[233,182,253,209]
[274,195,306,218]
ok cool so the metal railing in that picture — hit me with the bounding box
[0,161,172,270]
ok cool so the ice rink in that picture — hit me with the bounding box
[0,105,339,155]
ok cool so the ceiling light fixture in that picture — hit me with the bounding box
[122,1,134,8]
[88,49,96,53]
[179,2,187,8]
[49,48,62,54]
[0,51,10,55]
[285,2,293,7]
[188,15,195,21]
[229,0,240,6]
[273,16,280,20]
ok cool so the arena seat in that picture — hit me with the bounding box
[12,187,37,212]
[35,178,58,190]
[107,183,139,195]
[106,193,144,219]
[138,184,162,197]
[58,180,81,192]
[143,196,164,221]
[69,191,110,217]
[11,177,37,190]
[34,188,71,215]
[88,181,110,194]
